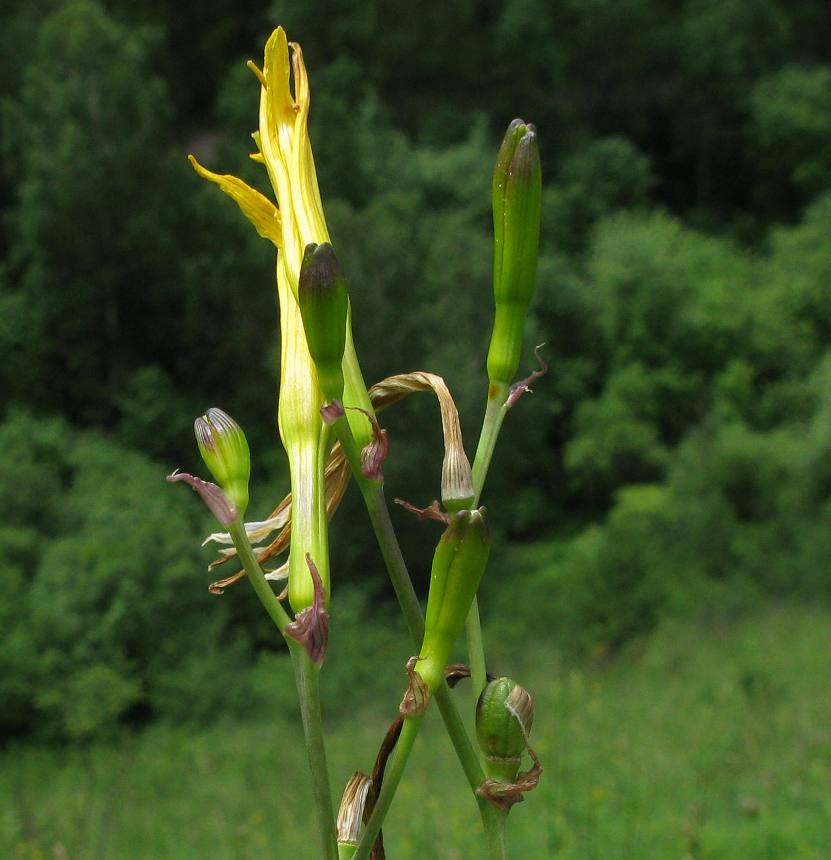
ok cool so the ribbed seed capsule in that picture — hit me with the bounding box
[298,242,349,402]
[476,677,534,783]
[417,508,491,693]
[487,119,542,389]
[194,408,251,516]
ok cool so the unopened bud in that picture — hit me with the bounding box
[487,119,542,388]
[476,677,534,784]
[298,242,349,402]
[417,508,491,693]
[194,408,250,516]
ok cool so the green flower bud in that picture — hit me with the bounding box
[298,241,349,402]
[417,508,491,693]
[194,408,250,516]
[476,677,534,784]
[487,119,542,388]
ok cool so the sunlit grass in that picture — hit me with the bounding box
[2,603,829,859]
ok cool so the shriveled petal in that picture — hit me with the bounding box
[285,554,330,665]
[369,372,474,509]
[205,442,350,587]
[336,773,372,847]
[166,470,237,526]
[506,344,549,408]
[202,510,292,547]
[264,560,289,582]
[188,155,282,246]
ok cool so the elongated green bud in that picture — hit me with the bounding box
[476,677,534,784]
[194,408,250,516]
[487,119,542,388]
[298,242,349,402]
[417,508,491,693]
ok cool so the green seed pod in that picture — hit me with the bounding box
[476,677,534,783]
[487,119,542,389]
[417,508,491,693]
[194,408,250,517]
[298,242,349,402]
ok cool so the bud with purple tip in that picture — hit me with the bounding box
[194,408,251,516]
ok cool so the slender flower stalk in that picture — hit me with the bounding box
[466,119,544,713]
[325,406,507,856]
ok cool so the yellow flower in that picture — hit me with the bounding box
[190,27,374,612]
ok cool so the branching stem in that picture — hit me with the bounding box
[331,414,507,858]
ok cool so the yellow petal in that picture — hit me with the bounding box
[263,27,296,133]
[188,154,281,246]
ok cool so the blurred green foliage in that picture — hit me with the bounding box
[1,0,830,740]
[3,606,829,858]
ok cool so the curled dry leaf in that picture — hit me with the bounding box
[398,655,430,717]
[393,498,449,525]
[506,344,549,408]
[475,746,543,811]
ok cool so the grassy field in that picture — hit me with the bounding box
[2,603,829,859]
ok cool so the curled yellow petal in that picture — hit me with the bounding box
[188,154,281,246]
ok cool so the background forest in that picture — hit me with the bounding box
[1,1,830,857]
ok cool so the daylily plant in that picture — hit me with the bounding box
[171,25,544,860]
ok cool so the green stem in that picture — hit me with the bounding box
[465,385,509,712]
[290,645,339,860]
[229,519,292,633]
[229,521,337,860]
[471,385,509,506]
[353,715,424,860]
[466,597,488,708]
[353,708,507,860]
[332,415,506,856]
[484,809,509,860]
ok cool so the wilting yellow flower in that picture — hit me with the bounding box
[190,27,374,612]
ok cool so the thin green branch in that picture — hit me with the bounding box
[465,384,510,713]
[228,519,292,633]
[228,520,337,860]
[471,385,509,506]
[291,645,339,860]
[331,414,507,857]
[353,714,424,860]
